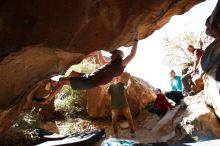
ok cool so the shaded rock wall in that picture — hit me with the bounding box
[0,46,83,109]
[202,0,220,118]
[206,0,220,38]
[0,47,83,135]
[86,72,156,118]
[203,66,220,118]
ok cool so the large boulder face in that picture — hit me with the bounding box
[201,41,220,118]
[203,61,220,118]
[179,94,220,141]
[86,72,156,118]
[202,0,220,118]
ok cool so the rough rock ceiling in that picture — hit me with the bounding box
[0,0,204,60]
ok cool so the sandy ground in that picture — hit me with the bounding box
[41,109,161,145]
[94,109,159,145]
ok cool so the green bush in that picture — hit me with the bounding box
[55,57,100,114]
[54,86,85,112]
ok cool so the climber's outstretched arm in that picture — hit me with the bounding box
[97,51,109,65]
[122,32,138,66]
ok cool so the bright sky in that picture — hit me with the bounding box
[103,0,218,91]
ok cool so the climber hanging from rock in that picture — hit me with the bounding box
[36,32,139,104]
[30,51,107,106]
[181,39,205,96]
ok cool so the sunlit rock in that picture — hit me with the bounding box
[152,92,220,142]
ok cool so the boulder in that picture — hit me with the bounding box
[0,47,83,135]
[206,0,220,38]
[152,92,220,142]
[86,72,156,118]
[191,77,204,93]
[179,93,220,141]
[200,38,220,118]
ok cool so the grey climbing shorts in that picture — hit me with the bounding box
[69,76,94,90]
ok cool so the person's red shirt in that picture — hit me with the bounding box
[194,49,204,65]
[154,93,173,112]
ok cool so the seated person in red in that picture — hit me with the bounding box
[43,33,139,103]
[148,88,173,117]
